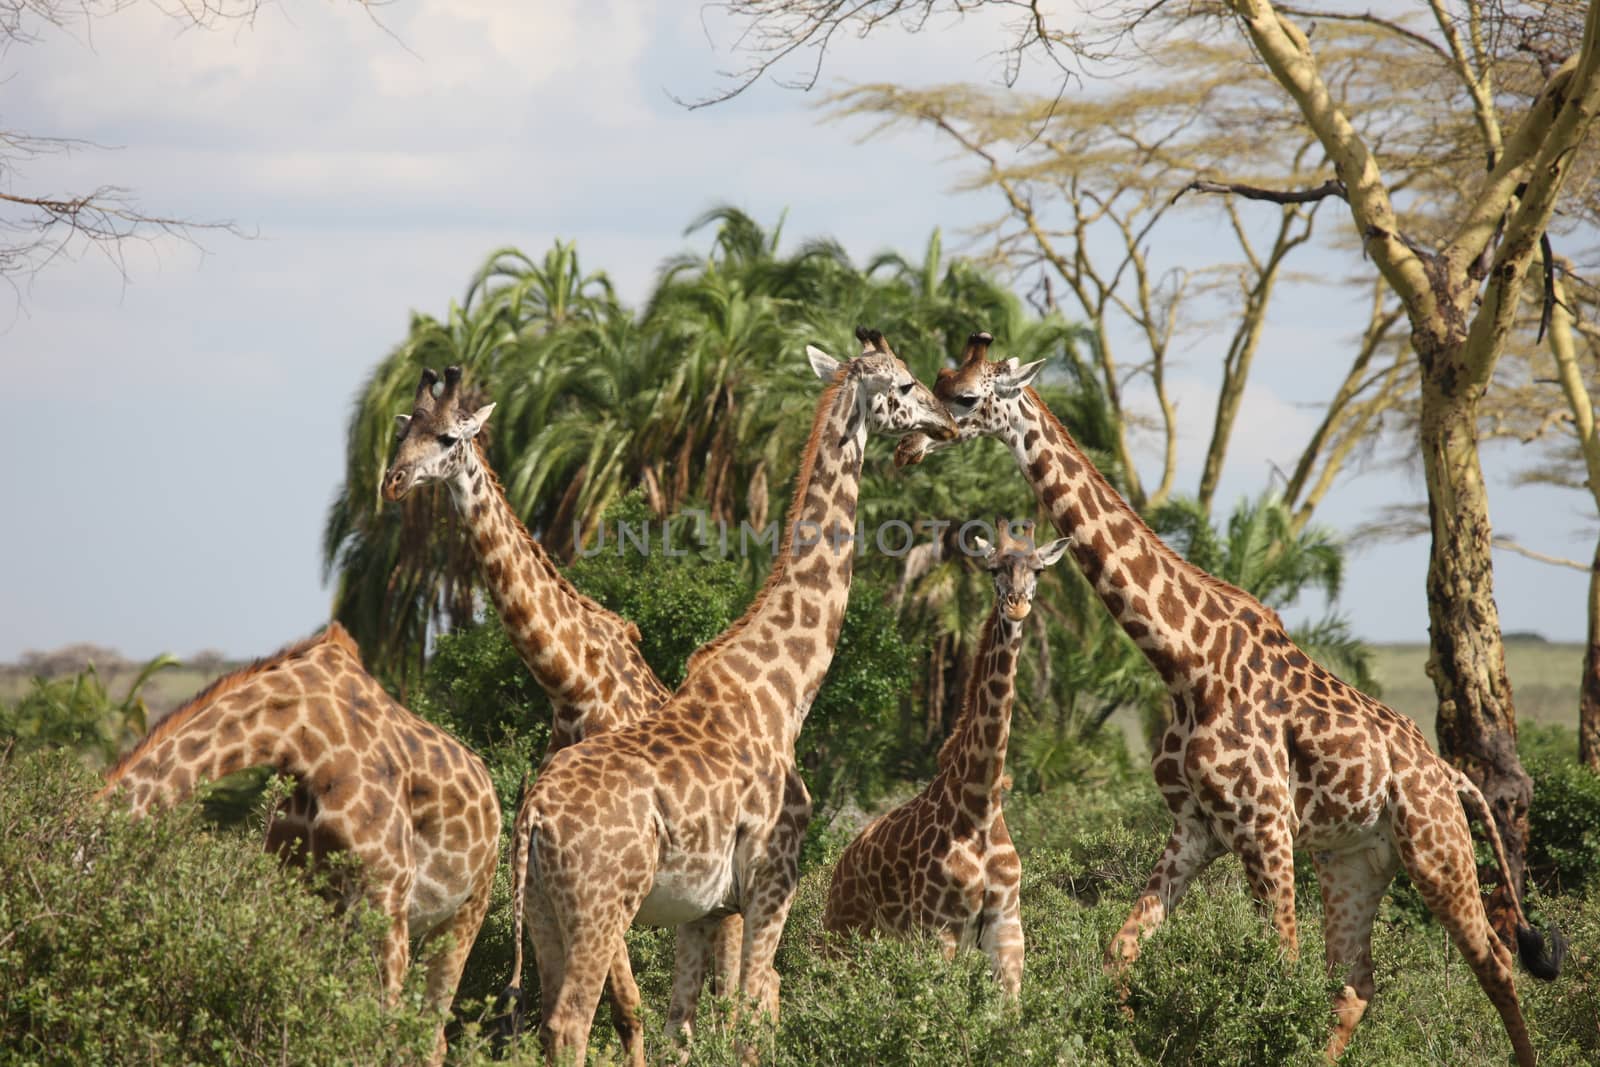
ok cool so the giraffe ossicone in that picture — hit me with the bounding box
[517,329,954,1065]
[97,623,500,1067]
[906,330,1565,1065]
[823,518,1069,998]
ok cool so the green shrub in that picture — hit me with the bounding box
[0,750,439,1066]
[1523,726,1600,894]
[567,495,749,690]
[0,654,176,767]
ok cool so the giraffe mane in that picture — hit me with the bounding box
[686,377,847,672]
[103,623,360,782]
[470,439,643,646]
[1026,387,1285,631]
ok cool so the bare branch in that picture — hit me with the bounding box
[682,0,1102,108]
[1492,536,1590,571]
[1171,176,1346,205]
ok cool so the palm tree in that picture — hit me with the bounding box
[323,244,622,684]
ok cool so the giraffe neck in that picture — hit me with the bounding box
[937,607,1021,827]
[697,376,866,746]
[1008,390,1253,690]
[100,633,361,815]
[447,440,669,730]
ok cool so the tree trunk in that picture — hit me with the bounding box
[1581,539,1600,771]
[1419,363,1534,929]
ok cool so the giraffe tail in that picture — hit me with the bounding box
[1453,768,1567,981]
[491,769,535,1052]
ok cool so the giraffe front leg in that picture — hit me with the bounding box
[979,890,1024,1001]
[380,911,412,1007]
[665,918,719,1054]
[1105,816,1222,972]
[738,872,798,1048]
[1231,815,1300,959]
[711,913,745,996]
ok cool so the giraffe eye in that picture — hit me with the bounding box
[438,433,459,447]
[898,382,914,396]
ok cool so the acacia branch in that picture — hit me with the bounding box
[1463,8,1600,384]
[1171,176,1346,205]
[1274,3,1451,62]
[1226,0,1439,318]
[682,0,1097,108]
[1492,537,1590,572]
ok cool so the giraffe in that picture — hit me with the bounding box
[97,623,500,1067]
[823,519,1070,998]
[380,364,740,1054]
[894,332,1566,1064]
[518,330,956,1064]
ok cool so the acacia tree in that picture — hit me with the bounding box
[826,35,1418,525]
[705,0,1600,903]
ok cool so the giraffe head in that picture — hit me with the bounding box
[805,326,958,441]
[893,331,1044,466]
[972,519,1072,621]
[382,366,496,501]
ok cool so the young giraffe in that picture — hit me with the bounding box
[823,520,1070,998]
[97,623,500,1067]
[895,333,1565,1064]
[380,365,741,1056]
[520,331,956,1064]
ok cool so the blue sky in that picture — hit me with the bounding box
[1,1,1592,661]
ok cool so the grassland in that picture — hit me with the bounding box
[1370,638,1583,748]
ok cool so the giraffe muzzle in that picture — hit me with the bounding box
[382,468,416,502]
[1005,600,1031,621]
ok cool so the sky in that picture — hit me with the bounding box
[1,0,1594,663]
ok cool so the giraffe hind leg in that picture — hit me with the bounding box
[1313,844,1397,1061]
[605,943,645,1067]
[1396,802,1538,1067]
[416,869,496,1067]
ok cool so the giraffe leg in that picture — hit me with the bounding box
[1395,805,1537,1067]
[418,872,496,1067]
[542,912,627,1067]
[720,769,809,1063]
[1314,844,1397,1061]
[604,943,645,1067]
[1105,816,1223,971]
[525,880,566,1039]
[979,889,1024,1001]
[1231,818,1300,959]
[380,910,412,1007]
[710,914,745,996]
[972,902,1024,1004]
[666,917,719,1047]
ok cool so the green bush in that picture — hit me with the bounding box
[0,750,439,1066]
[1523,725,1600,894]
[0,654,176,767]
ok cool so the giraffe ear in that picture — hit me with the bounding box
[1035,537,1074,568]
[394,413,412,437]
[807,345,845,383]
[997,357,1046,396]
[461,403,496,439]
[971,536,998,565]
